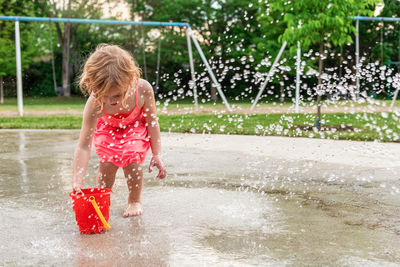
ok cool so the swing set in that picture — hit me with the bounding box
[139,24,162,93]
[355,16,400,109]
[0,16,233,116]
[47,18,162,95]
[250,15,400,112]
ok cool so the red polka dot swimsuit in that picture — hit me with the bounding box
[93,82,150,167]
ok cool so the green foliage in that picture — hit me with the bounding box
[372,0,400,64]
[0,1,54,97]
[1,0,400,103]
[268,0,378,49]
[129,0,267,97]
[0,0,46,77]
[25,60,59,97]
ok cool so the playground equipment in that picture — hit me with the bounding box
[139,25,162,93]
[251,16,400,112]
[0,16,232,116]
[3,15,400,115]
[354,16,400,100]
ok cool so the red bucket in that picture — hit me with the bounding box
[70,188,112,234]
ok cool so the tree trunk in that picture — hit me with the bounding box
[69,25,81,88]
[380,23,384,64]
[61,21,71,97]
[398,24,400,66]
[280,81,284,103]
[316,42,324,130]
[0,75,3,104]
[210,61,219,102]
[339,45,343,79]
[0,21,3,104]
[211,84,218,102]
[59,0,72,97]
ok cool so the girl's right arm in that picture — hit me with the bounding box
[72,96,101,191]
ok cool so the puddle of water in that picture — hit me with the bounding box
[1,130,400,265]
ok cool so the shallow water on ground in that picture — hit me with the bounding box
[1,130,400,266]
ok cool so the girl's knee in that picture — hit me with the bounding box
[123,162,142,173]
[97,163,118,188]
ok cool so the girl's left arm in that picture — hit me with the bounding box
[142,80,167,179]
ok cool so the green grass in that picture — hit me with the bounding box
[0,97,86,111]
[160,112,400,142]
[158,98,400,110]
[0,115,82,129]
[1,97,399,142]
[1,97,399,111]
[0,112,398,142]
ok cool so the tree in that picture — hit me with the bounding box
[206,0,262,101]
[269,0,378,128]
[127,0,265,101]
[130,0,208,89]
[0,0,45,102]
[379,0,400,66]
[38,0,108,97]
[254,1,296,103]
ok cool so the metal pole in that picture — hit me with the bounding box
[4,15,400,26]
[295,41,301,113]
[251,41,287,111]
[0,16,188,27]
[15,20,23,116]
[355,19,360,99]
[186,28,198,109]
[188,28,231,112]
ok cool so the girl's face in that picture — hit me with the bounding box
[102,88,124,107]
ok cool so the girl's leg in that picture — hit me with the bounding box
[122,162,143,217]
[96,162,119,189]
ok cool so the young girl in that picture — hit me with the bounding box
[72,44,167,217]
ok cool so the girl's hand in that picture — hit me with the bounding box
[73,179,84,193]
[149,155,167,179]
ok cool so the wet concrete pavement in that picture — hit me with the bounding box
[1,130,400,266]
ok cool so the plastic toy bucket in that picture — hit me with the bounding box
[70,188,112,234]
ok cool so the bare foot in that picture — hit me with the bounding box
[123,202,143,217]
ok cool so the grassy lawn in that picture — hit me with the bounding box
[0,115,83,129]
[160,112,400,142]
[0,97,399,142]
[0,112,398,142]
[1,97,399,111]
[154,97,400,110]
[0,97,86,111]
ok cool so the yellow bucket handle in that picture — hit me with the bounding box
[89,196,111,230]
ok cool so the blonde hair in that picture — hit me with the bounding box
[79,44,141,107]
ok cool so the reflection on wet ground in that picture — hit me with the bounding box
[1,130,400,266]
